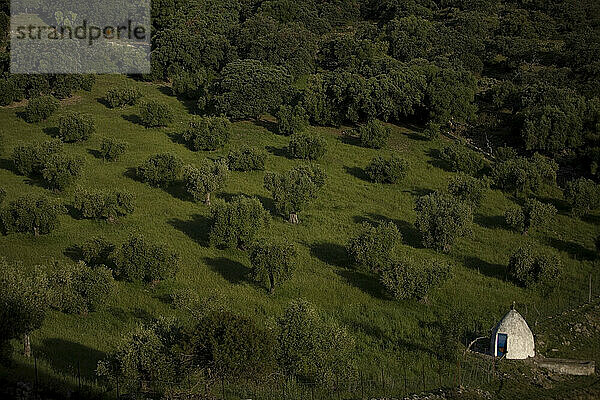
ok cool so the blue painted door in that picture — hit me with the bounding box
[497,333,508,357]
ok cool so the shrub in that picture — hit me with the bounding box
[79,75,96,91]
[423,121,441,140]
[264,164,326,224]
[380,258,452,301]
[171,70,208,99]
[73,188,135,221]
[181,116,231,151]
[104,87,142,108]
[492,153,558,196]
[365,155,409,184]
[227,147,266,171]
[48,261,115,314]
[0,76,23,106]
[0,195,62,236]
[276,104,309,136]
[96,319,181,391]
[57,112,95,142]
[12,139,64,176]
[138,100,173,127]
[507,244,562,296]
[23,95,60,123]
[439,143,485,176]
[287,132,327,160]
[111,235,180,282]
[358,120,391,149]
[504,198,556,234]
[414,192,473,252]
[495,146,518,162]
[80,236,115,267]
[249,241,297,293]
[209,196,270,250]
[40,153,84,191]
[137,153,184,188]
[99,137,128,161]
[183,160,229,205]
[564,178,600,218]
[346,221,401,273]
[184,311,277,380]
[447,173,486,208]
[277,299,355,385]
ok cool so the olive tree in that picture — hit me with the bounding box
[414,192,473,252]
[181,116,232,151]
[249,241,297,294]
[99,137,128,161]
[264,164,326,224]
[0,260,49,358]
[1,195,62,236]
[137,153,184,188]
[439,143,485,176]
[79,236,115,267]
[447,173,486,208]
[365,155,409,184]
[227,147,266,171]
[564,177,600,218]
[183,160,229,205]
[358,119,390,149]
[110,235,180,283]
[505,198,556,234]
[41,153,84,191]
[507,244,562,297]
[57,112,95,142]
[138,100,173,128]
[209,196,270,249]
[277,299,355,386]
[276,104,309,136]
[346,221,401,273]
[72,188,135,222]
[287,132,327,160]
[380,258,452,301]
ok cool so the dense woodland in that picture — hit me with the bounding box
[1,0,600,398]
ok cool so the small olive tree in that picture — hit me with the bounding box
[183,160,229,205]
[79,236,115,267]
[23,95,60,123]
[346,221,401,273]
[380,258,452,301]
[110,235,180,283]
[505,198,556,234]
[447,173,486,208]
[358,119,391,149]
[41,153,84,191]
[181,116,232,151]
[57,112,95,142]
[99,137,128,161]
[365,155,409,184]
[73,188,135,222]
[0,195,62,236]
[287,132,327,160]
[414,192,473,252]
[264,164,326,224]
[209,196,270,249]
[137,153,184,188]
[507,244,562,297]
[439,143,485,176]
[0,260,49,358]
[138,100,173,127]
[227,147,266,171]
[276,104,309,136]
[564,177,600,218]
[249,240,297,294]
[104,87,142,108]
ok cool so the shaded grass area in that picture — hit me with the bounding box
[0,75,599,397]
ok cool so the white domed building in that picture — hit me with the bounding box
[490,305,535,359]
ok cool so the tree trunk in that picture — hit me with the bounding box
[205,192,211,206]
[23,333,31,358]
[33,226,39,237]
[269,274,275,295]
[288,212,299,224]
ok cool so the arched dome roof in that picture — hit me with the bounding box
[491,308,535,359]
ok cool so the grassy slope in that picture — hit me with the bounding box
[0,75,598,394]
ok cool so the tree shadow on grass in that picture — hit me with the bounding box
[168,214,211,247]
[353,213,422,249]
[309,242,348,268]
[0,157,16,173]
[253,119,278,135]
[265,145,289,158]
[535,196,570,214]
[42,126,59,138]
[474,214,506,230]
[425,148,449,171]
[86,148,104,159]
[203,257,250,285]
[344,166,368,182]
[336,269,386,300]
[461,256,506,281]
[63,245,82,263]
[124,167,191,202]
[33,339,106,379]
[121,113,142,126]
[545,237,596,261]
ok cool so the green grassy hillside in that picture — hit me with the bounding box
[0,75,598,396]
